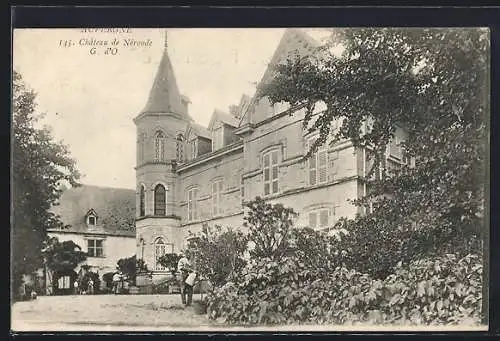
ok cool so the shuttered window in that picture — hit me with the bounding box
[189,139,197,160]
[307,137,328,186]
[187,188,199,221]
[263,150,279,196]
[308,209,330,230]
[308,212,318,229]
[212,127,224,151]
[212,180,223,216]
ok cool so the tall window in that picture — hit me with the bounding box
[389,135,403,160]
[139,185,145,217]
[240,176,245,205]
[87,239,104,257]
[212,180,223,216]
[373,156,387,181]
[189,139,197,160]
[154,184,166,216]
[176,134,184,163]
[155,131,166,162]
[187,188,199,221]
[263,150,279,196]
[308,209,330,230]
[212,127,223,151]
[307,138,328,186]
[154,238,168,271]
[58,276,71,289]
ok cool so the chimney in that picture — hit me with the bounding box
[181,95,191,115]
[229,105,239,118]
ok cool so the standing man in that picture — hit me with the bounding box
[177,253,194,306]
[88,278,94,295]
[112,272,121,294]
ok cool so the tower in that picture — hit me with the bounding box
[133,30,191,275]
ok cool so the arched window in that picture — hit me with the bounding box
[154,238,167,271]
[154,184,166,216]
[139,185,145,217]
[155,131,166,162]
[176,134,184,163]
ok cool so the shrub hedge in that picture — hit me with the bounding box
[207,253,482,326]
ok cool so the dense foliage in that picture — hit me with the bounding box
[259,28,488,274]
[158,253,181,275]
[117,255,150,285]
[185,224,248,288]
[12,71,81,295]
[258,28,488,318]
[205,196,484,326]
[243,197,297,261]
[42,237,87,273]
[208,249,482,325]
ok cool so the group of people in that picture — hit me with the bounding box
[73,278,94,295]
[177,253,197,306]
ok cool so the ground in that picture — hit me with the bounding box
[11,294,486,332]
[11,294,211,332]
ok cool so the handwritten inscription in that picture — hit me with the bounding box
[57,30,153,56]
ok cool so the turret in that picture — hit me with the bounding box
[134,30,189,271]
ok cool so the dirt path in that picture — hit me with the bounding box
[11,294,210,332]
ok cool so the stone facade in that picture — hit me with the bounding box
[135,29,408,279]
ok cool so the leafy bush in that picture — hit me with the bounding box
[331,213,482,280]
[116,255,151,285]
[158,253,181,275]
[380,253,483,325]
[244,197,297,261]
[186,224,248,288]
[207,253,483,326]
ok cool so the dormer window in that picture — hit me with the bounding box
[212,126,224,151]
[189,138,198,160]
[176,133,185,163]
[86,209,98,227]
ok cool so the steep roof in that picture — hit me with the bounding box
[239,29,320,126]
[49,185,136,237]
[187,122,211,140]
[138,32,192,121]
[208,109,240,130]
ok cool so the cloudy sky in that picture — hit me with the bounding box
[13,28,330,190]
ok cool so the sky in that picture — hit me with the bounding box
[13,28,332,190]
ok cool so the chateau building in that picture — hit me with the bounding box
[47,185,136,292]
[135,29,409,279]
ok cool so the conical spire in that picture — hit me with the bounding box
[139,30,188,119]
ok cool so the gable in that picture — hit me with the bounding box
[85,208,98,219]
[244,29,320,125]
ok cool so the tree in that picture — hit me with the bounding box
[158,253,181,276]
[244,197,298,261]
[116,255,150,285]
[12,71,81,297]
[42,237,87,272]
[259,28,488,318]
[186,224,248,288]
[42,236,87,291]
